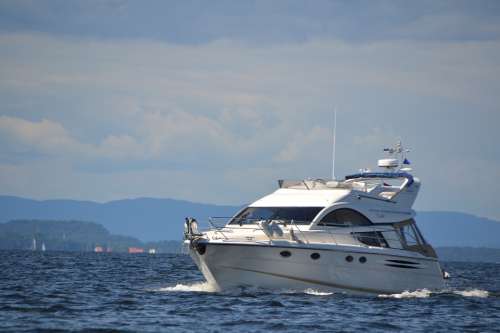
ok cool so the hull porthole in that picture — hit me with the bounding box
[346,255,353,262]
[310,253,320,260]
[280,250,292,258]
[359,256,367,263]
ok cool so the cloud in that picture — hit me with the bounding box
[0,115,88,157]
[1,1,500,43]
[0,32,500,220]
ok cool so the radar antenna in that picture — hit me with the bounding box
[379,140,412,172]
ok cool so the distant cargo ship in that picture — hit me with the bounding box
[128,247,144,253]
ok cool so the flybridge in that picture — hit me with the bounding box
[277,172,415,190]
[279,141,415,191]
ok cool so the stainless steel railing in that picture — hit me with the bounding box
[192,217,420,252]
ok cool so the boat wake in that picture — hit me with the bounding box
[303,288,334,296]
[379,289,432,298]
[155,282,337,296]
[156,280,490,299]
[379,288,489,299]
[156,281,218,293]
[452,289,489,298]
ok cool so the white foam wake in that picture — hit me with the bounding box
[156,281,217,293]
[379,288,490,299]
[303,288,334,296]
[379,289,432,299]
[453,289,489,298]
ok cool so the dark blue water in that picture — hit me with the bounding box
[1,251,499,332]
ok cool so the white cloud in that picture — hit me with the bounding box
[0,115,88,156]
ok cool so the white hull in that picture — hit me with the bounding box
[188,242,445,295]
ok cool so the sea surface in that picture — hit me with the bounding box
[0,251,499,332]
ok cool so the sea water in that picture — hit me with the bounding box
[0,251,499,332]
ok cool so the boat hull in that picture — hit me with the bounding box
[188,241,445,295]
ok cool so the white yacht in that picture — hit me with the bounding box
[183,142,445,295]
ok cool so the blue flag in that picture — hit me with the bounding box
[403,158,411,165]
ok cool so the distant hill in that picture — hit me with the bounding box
[0,219,137,252]
[0,196,239,241]
[417,211,500,248]
[1,195,500,247]
[0,219,181,253]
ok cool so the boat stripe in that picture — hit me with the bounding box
[385,259,420,265]
[384,264,421,269]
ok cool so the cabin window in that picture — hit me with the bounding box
[394,219,437,258]
[399,224,419,246]
[412,222,427,245]
[230,207,323,225]
[397,219,424,247]
[318,208,372,227]
[352,231,388,248]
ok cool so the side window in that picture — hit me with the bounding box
[397,220,421,247]
[353,231,388,247]
[318,208,372,227]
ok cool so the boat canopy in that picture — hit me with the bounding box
[345,172,414,186]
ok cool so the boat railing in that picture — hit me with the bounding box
[195,217,416,251]
[288,219,310,244]
[205,217,312,244]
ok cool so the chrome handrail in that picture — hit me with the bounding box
[193,217,425,252]
[289,219,309,244]
[208,217,229,240]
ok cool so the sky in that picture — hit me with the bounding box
[0,0,499,220]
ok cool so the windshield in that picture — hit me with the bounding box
[230,207,324,225]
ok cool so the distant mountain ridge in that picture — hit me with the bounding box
[1,195,499,247]
[0,195,239,241]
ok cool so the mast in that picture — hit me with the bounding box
[332,109,337,180]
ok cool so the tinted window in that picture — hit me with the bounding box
[411,221,427,245]
[230,207,323,225]
[353,231,388,247]
[398,223,420,247]
[318,208,372,227]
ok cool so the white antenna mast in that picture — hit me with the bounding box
[332,108,337,180]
